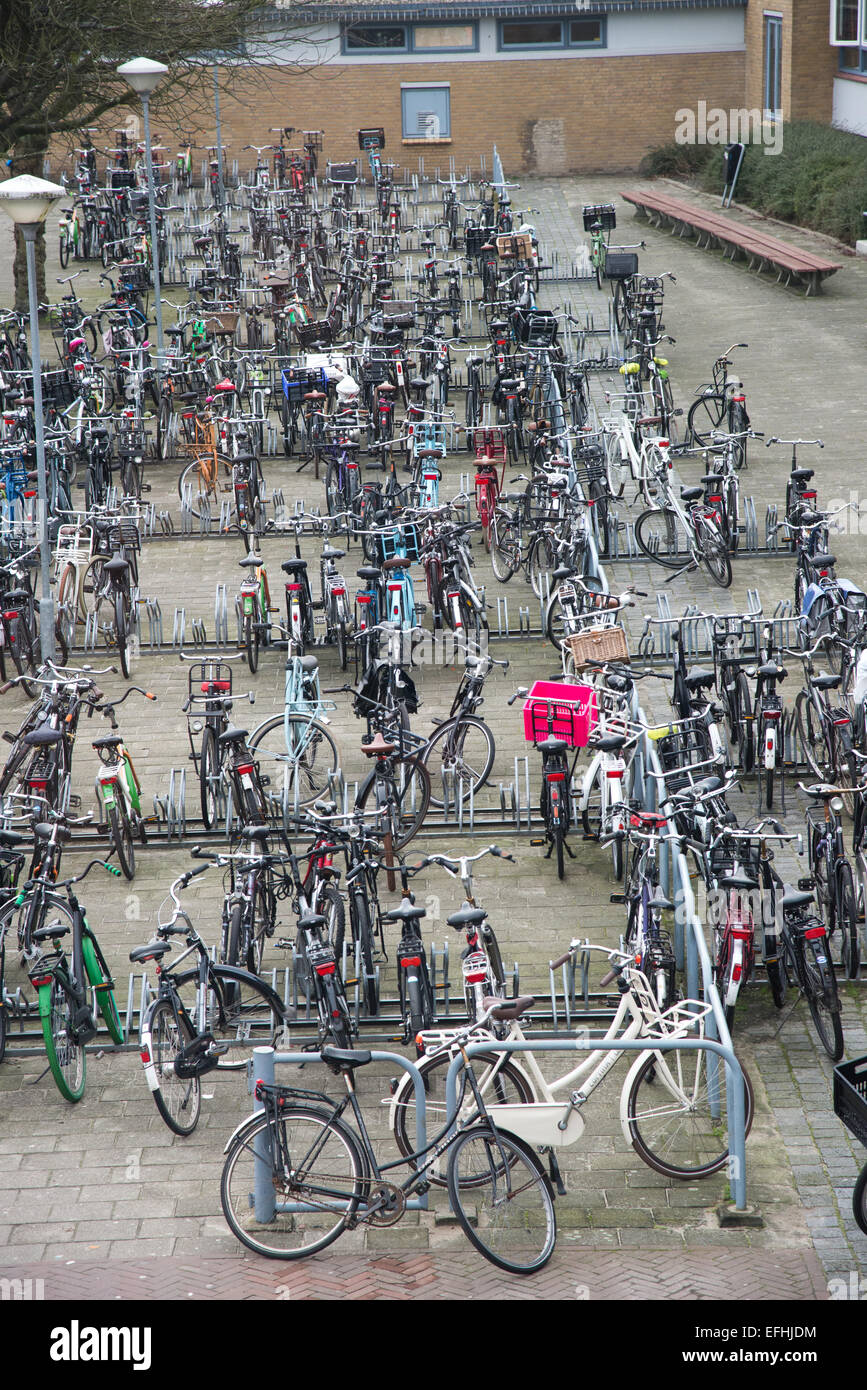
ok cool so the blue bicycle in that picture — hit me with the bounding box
[248,650,340,817]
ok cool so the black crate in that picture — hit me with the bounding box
[465,226,489,258]
[583,203,616,232]
[512,307,558,347]
[328,161,358,183]
[110,169,137,190]
[604,251,639,280]
[834,1055,867,1148]
[294,319,334,348]
[358,128,385,151]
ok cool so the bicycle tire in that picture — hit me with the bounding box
[8,610,37,698]
[527,531,556,599]
[243,613,259,675]
[172,964,286,1055]
[723,476,740,554]
[249,714,340,814]
[795,690,831,779]
[0,944,5,1064]
[178,459,219,519]
[57,563,78,651]
[634,507,690,569]
[447,1125,556,1275]
[351,893,378,1015]
[688,393,726,446]
[355,754,431,850]
[490,514,520,582]
[122,455,142,501]
[801,936,844,1061]
[200,727,221,829]
[157,397,173,460]
[626,1050,755,1178]
[419,715,495,809]
[114,588,130,679]
[59,232,70,269]
[735,671,755,773]
[221,1105,366,1259]
[838,860,860,979]
[696,514,732,589]
[554,824,565,880]
[80,932,124,1045]
[729,400,749,471]
[853,1161,867,1237]
[144,997,202,1136]
[106,803,135,881]
[38,975,86,1102]
[765,954,787,1008]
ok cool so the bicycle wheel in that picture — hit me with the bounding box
[178,460,218,519]
[355,755,431,850]
[173,964,286,1055]
[853,1161,867,1237]
[724,476,740,554]
[420,716,495,809]
[801,936,844,1061]
[392,1048,531,1180]
[350,894,378,1016]
[107,804,135,881]
[244,614,259,675]
[795,691,831,779]
[729,400,749,471]
[38,974,86,1102]
[249,715,340,815]
[157,397,173,460]
[114,589,130,679]
[765,954,787,1008]
[838,861,860,979]
[626,1049,755,1178]
[447,1125,556,1275]
[0,943,5,1064]
[145,998,202,1136]
[696,515,732,589]
[8,611,37,698]
[490,514,520,583]
[57,563,78,650]
[80,556,106,616]
[634,508,691,569]
[688,393,726,445]
[527,532,556,599]
[122,455,141,500]
[200,727,221,829]
[734,671,754,774]
[80,932,124,1045]
[221,1105,365,1258]
[59,231,70,269]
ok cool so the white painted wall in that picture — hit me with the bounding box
[252,8,744,66]
[832,76,867,134]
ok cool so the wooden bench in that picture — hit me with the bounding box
[620,189,842,296]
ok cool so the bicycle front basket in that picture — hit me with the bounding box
[583,203,616,232]
[567,624,630,670]
[604,252,639,280]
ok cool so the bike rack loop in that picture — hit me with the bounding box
[250,1047,430,1222]
[444,1037,749,1211]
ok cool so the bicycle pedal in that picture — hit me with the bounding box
[96,821,108,834]
[208,1040,230,1057]
[609,893,626,904]
[67,795,81,809]
[798,877,815,891]
[529,837,545,847]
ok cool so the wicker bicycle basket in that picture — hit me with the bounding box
[567,624,630,669]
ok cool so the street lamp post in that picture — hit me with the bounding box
[0,173,66,665]
[117,57,169,381]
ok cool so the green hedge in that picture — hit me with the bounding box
[639,122,867,246]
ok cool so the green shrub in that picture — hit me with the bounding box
[640,121,867,245]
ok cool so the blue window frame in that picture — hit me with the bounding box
[763,13,783,115]
[497,16,605,50]
[342,21,478,54]
[401,85,451,140]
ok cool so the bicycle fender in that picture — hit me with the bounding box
[138,1003,163,1093]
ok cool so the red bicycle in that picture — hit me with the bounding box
[473,428,506,552]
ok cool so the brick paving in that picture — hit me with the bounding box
[1,172,866,1300]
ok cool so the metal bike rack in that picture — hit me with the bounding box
[172,609,186,648]
[214,584,229,645]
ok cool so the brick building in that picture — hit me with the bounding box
[138,0,867,171]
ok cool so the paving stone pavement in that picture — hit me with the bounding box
[1,172,866,1301]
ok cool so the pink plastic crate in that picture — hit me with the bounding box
[522,680,597,748]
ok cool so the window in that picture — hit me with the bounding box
[830,0,864,44]
[345,24,407,51]
[764,14,783,116]
[569,18,604,45]
[412,24,476,51]
[839,43,867,69]
[498,16,605,49]
[401,85,450,140]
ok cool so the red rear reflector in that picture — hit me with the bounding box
[833,717,850,726]
[731,964,742,982]
[286,583,300,592]
[763,710,781,720]
[401,956,421,968]
[357,594,371,604]
[28,780,47,791]
[465,971,487,983]
[30,975,53,988]
[140,1047,151,1064]
[332,587,345,596]
[804,926,825,940]
[606,769,625,779]
[388,583,402,591]
[202,680,231,692]
[236,763,254,776]
[316,962,336,976]
[547,772,565,782]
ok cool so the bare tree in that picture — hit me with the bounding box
[0,0,319,305]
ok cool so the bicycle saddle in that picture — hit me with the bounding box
[685,667,715,690]
[31,922,70,943]
[356,566,380,582]
[282,558,308,573]
[303,390,326,401]
[701,474,723,486]
[376,381,397,392]
[217,725,248,745]
[680,485,704,502]
[381,555,407,571]
[809,552,836,569]
[718,873,758,892]
[417,448,443,460]
[92,734,124,751]
[498,377,521,391]
[501,492,525,503]
[322,545,345,560]
[361,731,395,756]
[809,673,841,690]
[300,654,319,672]
[803,783,840,799]
[592,733,626,753]
[482,995,535,1021]
[129,940,172,964]
[447,906,487,929]
[384,901,426,923]
[647,894,675,912]
[757,661,786,679]
[552,565,578,581]
[782,889,814,912]
[103,554,129,574]
[231,452,257,465]
[241,824,271,841]
[537,735,568,755]
[409,377,430,391]
[297,911,327,931]
[320,1046,372,1069]
[0,829,25,847]
[465,355,484,367]
[33,823,72,842]
[23,726,64,747]
[239,554,262,568]
[790,468,814,482]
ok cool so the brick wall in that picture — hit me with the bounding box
[125,51,746,176]
[745,0,836,121]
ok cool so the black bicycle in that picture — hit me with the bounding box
[801,781,860,980]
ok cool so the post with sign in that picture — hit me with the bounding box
[722,142,745,208]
